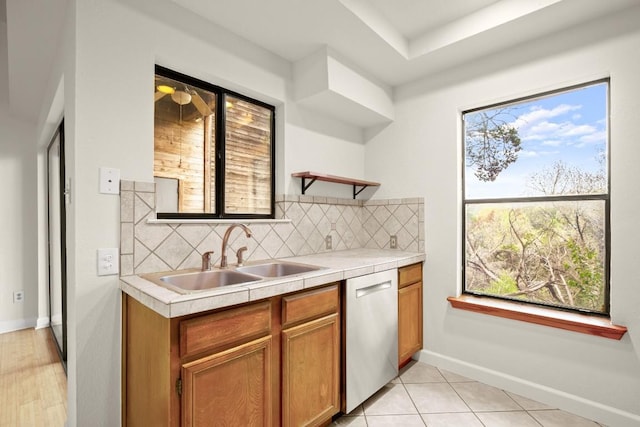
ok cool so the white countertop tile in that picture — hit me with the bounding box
[120,248,425,317]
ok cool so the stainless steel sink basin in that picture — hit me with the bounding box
[143,269,262,294]
[235,261,323,278]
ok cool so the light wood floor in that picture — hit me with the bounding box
[0,328,67,427]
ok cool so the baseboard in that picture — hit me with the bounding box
[36,317,50,329]
[415,350,640,427]
[0,317,37,335]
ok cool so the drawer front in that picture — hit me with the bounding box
[398,263,422,289]
[180,300,271,358]
[282,284,339,328]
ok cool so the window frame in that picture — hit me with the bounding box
[461,78,611,317]
[154,65,276,220]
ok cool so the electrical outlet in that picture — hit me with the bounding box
[97,248,120,276]
[325,235,332,250]
[13,290,24,303]
[390,235,397,249]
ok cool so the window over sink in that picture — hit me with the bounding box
[154,65,275,219]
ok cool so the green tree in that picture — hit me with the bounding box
[465,109,522,182]
[466,202,605,312]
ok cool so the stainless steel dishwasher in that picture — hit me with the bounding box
[345,268,398,413]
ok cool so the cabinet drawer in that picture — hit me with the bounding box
[398,263,422,288]
[282,284,339,328]
[180,301,271,358]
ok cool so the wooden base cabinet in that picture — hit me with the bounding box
[123,283,340,427]
[182,336,272,427]
[398,263,423,368]
[281,285,340,427]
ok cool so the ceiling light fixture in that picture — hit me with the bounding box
[171,90,192,106]
[157,85,175,94]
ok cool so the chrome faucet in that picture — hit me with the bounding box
[201,250,214,271]
[220,224,252,268]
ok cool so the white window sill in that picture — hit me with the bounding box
[147,218,292,225]
[447,294,627,340]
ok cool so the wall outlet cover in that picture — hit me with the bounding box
[97,248,120,276]
[99,167,120,195]
[390,235,397,249]
[13,290,24,303]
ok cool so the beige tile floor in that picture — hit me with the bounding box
[332,360,606,427]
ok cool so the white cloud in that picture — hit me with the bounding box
[541,140,562,146]
[576,130,607,147]
[519,150,539,158]
[558,124,596,137]
[519,149,560,158]
[511,104,581,130]
[521,120,599,145]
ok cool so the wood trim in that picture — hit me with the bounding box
[203,114,213,213]
[447,295,627,340]
[121,294,128,427]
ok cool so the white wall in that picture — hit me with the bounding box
[0,20,39,333]
[0,106,38,333]
[56,0,367,425]
[366,8,640,426]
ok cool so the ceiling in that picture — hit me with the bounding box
[169,0,640,87]
[3,0,640,123]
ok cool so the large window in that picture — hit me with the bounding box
[154,66,275,219]
[463,80,609,315]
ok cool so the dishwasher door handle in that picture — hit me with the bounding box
[355,281,392,298]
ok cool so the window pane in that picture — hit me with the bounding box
[154,74,216,213]
[464,82,607,199]
[224,96,273,215]
[465,200,607,313]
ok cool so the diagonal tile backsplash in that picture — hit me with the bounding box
[120,181,424,276]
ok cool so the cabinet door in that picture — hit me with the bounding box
[181,336,272,427]
[398,281,423,367]
[282,314,340,427]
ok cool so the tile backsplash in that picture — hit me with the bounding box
[120,180,424,276]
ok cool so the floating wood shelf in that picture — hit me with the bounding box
[291,171,380,199]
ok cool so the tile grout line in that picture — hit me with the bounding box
[434,366,486,427]
[397,376,428,426]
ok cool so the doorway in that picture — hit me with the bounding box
[47,120,67,368]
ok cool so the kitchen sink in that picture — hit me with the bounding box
[235,261,324,278]
[144,269,263,294]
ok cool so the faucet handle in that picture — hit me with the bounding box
[236,246,248,266]
[201,250,214,271]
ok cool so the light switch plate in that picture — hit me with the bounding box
[97,248,119,276]
[99,167,120,194]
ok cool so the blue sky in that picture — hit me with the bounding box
[465,82,608,199]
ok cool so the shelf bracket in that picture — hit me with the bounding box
[353,185,368,199]
[300,177,317,195]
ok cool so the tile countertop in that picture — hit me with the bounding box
[120,248,425,318]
